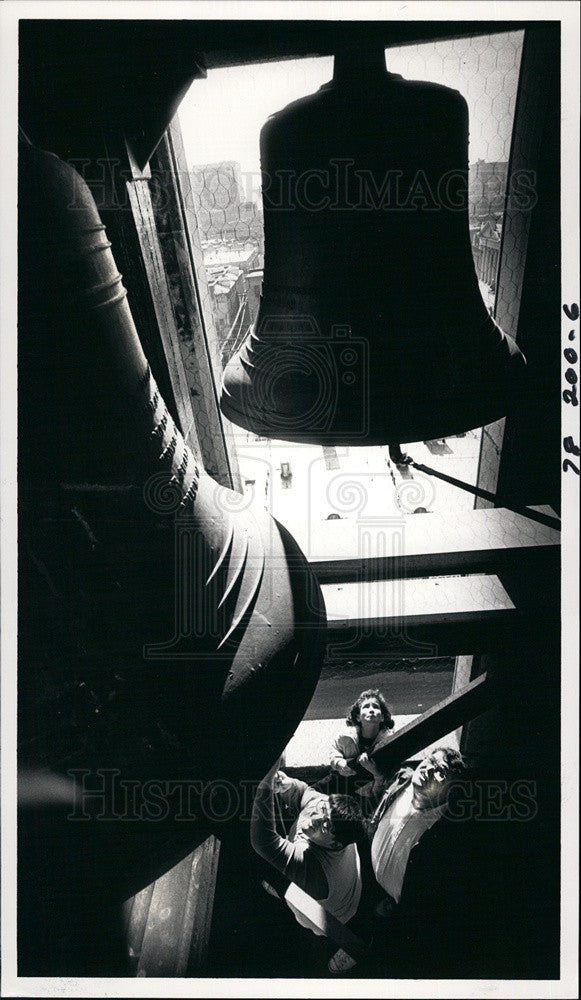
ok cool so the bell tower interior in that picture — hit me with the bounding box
[8,13,571,990]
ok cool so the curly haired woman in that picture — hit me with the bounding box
[329,688,395,795]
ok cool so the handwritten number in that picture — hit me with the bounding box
[563,387,579,406]
[563,459,580,475]
[563,303,580,321]
[562,307,579,439]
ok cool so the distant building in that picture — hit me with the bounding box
[246,269,263,324]
[190,161,264,249]
[195,201,264,246]
[204,245,258,343]
[468,161,507,291]
[470,215,502,287]
[206,265,245,342]
[230,202,264,246]
[190,160,265,352]
[468,160,508,222]
[203,243,259,274]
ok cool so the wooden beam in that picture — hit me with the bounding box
[321,572,538,657]
[372,674,493,775]
[309,507,559,583]
[122,883,155,973]
[125,155,200,460]
[186,835,222,974]
[150,122,243,491]
[319,566,559,657]
[323,573,515,628]
[283,883,369,961]
[474,26,559,506]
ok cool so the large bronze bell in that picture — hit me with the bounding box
[18,136,326,951]
[221,47,526,445]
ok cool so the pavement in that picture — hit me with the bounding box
[229,427,483,555]
[304,667,455,717]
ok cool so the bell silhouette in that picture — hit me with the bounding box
[221,45,526,445]
[18,137,326,800]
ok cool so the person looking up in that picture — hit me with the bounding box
[330,688,395,795]
[328,746,467,974]
[251,763,365,932]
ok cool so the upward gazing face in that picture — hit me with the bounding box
[411,751,454,809]
[358,697,382,729]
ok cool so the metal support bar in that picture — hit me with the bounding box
[410,462,561,531]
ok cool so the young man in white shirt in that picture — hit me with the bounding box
[251,764,366,932]
[329,746,467,973]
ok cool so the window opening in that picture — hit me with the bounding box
[177,32,525,555]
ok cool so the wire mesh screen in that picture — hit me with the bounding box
[385,31,524,318]
[190,161,263,366]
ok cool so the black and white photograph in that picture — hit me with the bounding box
[1,2,579,996]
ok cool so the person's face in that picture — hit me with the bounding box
[297,799,338,849]
[358,696,382,727]
[411,751,453,808]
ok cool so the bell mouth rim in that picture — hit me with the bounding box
[219,390,523,449]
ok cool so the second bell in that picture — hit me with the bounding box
[220,53,526,446]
